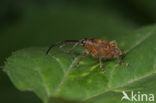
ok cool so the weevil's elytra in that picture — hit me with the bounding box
[46,38,128,72]
[81,38,122,59]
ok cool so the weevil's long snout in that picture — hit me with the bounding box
[46,40,79,54]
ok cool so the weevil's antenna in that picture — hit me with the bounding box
[46,40,79,54]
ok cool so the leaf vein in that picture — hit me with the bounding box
[82,71,156,101]
[53,57,78,96]
[49,55,65,73]
[125,31,153,54]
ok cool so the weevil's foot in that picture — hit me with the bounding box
[125,63,129,66]
[121,62,129,66]
[101,68,105,73]
[72,64,79,68]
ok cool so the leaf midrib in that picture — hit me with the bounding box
[53,56,79,96]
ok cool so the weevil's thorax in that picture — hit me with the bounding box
[83,38,101,57]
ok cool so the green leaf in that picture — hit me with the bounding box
[4,25,156,103]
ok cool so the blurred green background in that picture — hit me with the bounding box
[0,0,156,103]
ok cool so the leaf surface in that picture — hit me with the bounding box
[4,25,156,103]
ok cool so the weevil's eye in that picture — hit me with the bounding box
[81,40,86,44]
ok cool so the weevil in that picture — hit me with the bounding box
[46,38,128,72]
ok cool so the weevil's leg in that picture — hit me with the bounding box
[120,52,127,58]
[59,44,65,49]
[99,57,105,72]
[61,45,69,53]
[117,56,128,66]
[64,42,79,54]
[73,51,89,68]
[59,44,66,52]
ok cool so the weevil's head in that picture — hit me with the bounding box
[80,38,87,46]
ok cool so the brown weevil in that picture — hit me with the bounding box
[46,38,128,72]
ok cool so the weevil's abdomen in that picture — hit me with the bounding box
[83,38,122,59]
